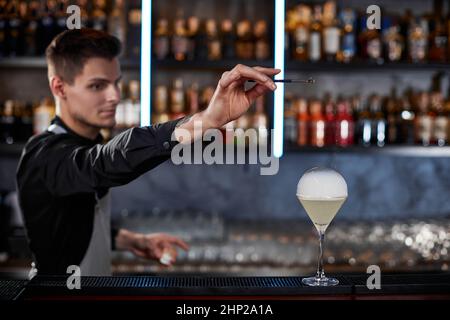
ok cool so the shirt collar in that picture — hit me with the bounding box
[51,116,104,144]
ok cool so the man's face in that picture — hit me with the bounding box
[63,57,122,129]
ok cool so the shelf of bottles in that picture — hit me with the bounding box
[285,0,450,68]
[151,1,274,69]
[2,0,450,153]
[283,72,450,150]
[0,0,142,65]
[0,0,143,147]
[281,0,450,152]
[150,0,275,147]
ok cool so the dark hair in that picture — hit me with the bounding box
[46,29,122,84]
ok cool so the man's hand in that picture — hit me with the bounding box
[204,64,280,128]
[174,64,280,144]
[115,229,189,266]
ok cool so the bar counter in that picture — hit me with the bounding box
[2,273,450,301]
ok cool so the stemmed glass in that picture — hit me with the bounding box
[296,167,348,286]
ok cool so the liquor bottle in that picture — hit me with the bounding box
[409,17,428,63]
[125,80,140,128]
[186,16,199,60]
[429,73,447,145]
[335,99,354,147]
[338,8,356,63]
[235,111,251,147]
[446,75,450,140]
[284,93,297,145]
[114,82,127,130]
[236,19,254,60]
[322,1,340,62]
[309,5,322,62]
[192,19,207,61]
[12,100,23,141]
[154,18,170,60]
[323,95,335,145]
[285,7,296,60]
[6,0,21,56]
[171,78,186,120]
[310,99,325,147]
[428,20,448,62]
[0,100,15,144]
[22,1,39,56]
[221,19,236,59]
[359,17,383,64]
[76,0,89,29]
[398,90,415,145]
[108,0,127,50]
[206,19,221,61]
[172,12,188,61]
[292,4,310,61]
[296,98,309,146]
[369,95,386,147]
[127,2,141,59]
[21,102,34,141]
[33,98,55,135]
[153,85,169,124]
[200,86,215,111]
[0,0,6,57]
[447,0,450,61]
[383,17,404,62]
[414,92,433,146]
[398,9,413,61]
[91,0,107,32]
[37,0,57,55]
[55,0,68,36]
[253,96,268,147]
[433,94,448,146]
[254,20,270,60]
[385,88,400,144]
[186,82,199,114]
[355,97,372,147]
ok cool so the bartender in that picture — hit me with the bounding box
[16,29,279,276]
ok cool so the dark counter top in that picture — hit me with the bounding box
[3,273,449,301]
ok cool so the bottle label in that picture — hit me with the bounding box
[297,120,309,146]
[284,117,297,143]
[387,40,403,61]
[410,39,426,61]
[341,33,355,57]
[255,41,270,60]
[172,36,188,57]
[416,115,432,143]
[434,116,448,140]
[295,27,308,43]
[208,40,221,60]
[434,36,448,48]
[311,120,325,147]
[324,27,340,54]
[367,38,382,59]
[309,32,321,61]
[154,37,169,59]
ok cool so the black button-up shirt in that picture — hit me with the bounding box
[16,116,181,274]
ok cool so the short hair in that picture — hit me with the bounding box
[46,29,122,85]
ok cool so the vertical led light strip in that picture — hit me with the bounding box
[140,0,152,126]
[273,0,285,158]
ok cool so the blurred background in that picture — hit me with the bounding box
[0,0,449,278]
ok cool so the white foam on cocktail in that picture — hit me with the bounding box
[296,167,348,199]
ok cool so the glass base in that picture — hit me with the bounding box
[302,276,339,287]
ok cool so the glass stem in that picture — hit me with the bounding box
[316,231,325,280]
